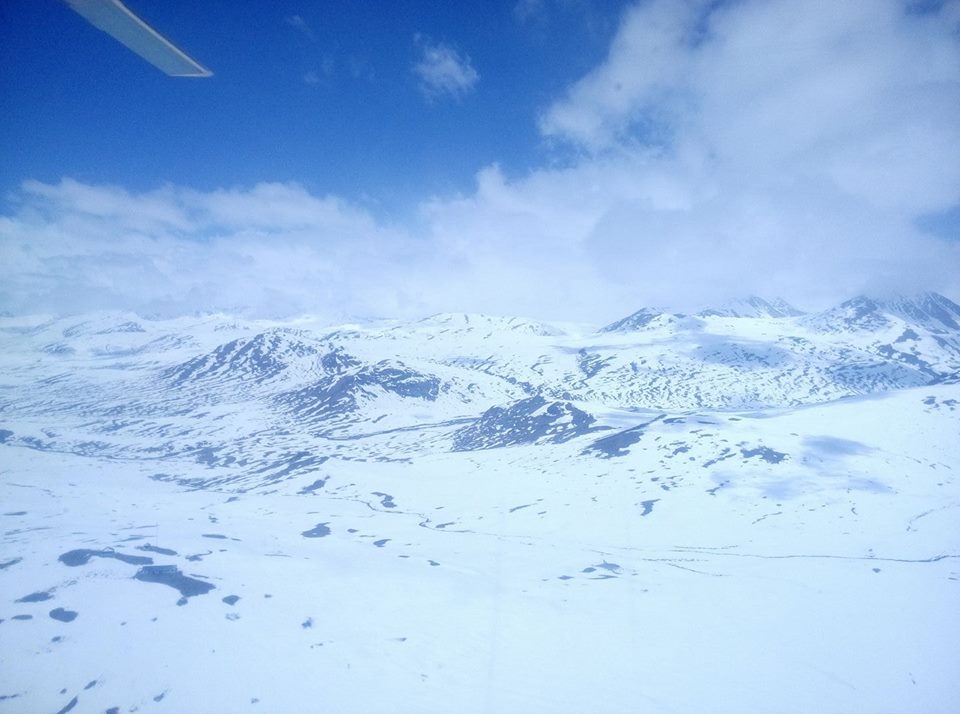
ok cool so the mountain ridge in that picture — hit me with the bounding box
[1,290,958,490]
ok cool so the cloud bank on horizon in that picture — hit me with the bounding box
[1,0,958,322]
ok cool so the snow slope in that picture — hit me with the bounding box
[1,294,958,713]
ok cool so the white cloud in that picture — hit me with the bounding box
[413,36,479,101]
[539,0,700,150]
[528,0,960,309]
[2,1,959,323]
[540,0,960,216]
[0,180,422,320]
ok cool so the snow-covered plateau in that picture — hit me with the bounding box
[1,293,959,713]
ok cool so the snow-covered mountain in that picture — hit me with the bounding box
[1,293,959,713]
[1,293,958,481]
[696,295,805,318]
[803,292,960,334]
[599,307,698,332]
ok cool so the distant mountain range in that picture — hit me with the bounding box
[0,292,957,489]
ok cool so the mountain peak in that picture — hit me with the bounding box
[873,292,960,331]
[697,296,804,319]
[839,295,880,314]
[599,307,671,333]
[803,292,960,333]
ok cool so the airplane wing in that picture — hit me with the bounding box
[63,0,212,77]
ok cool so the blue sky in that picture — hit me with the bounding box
[0,0,629,216]
[1,0,958,321]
